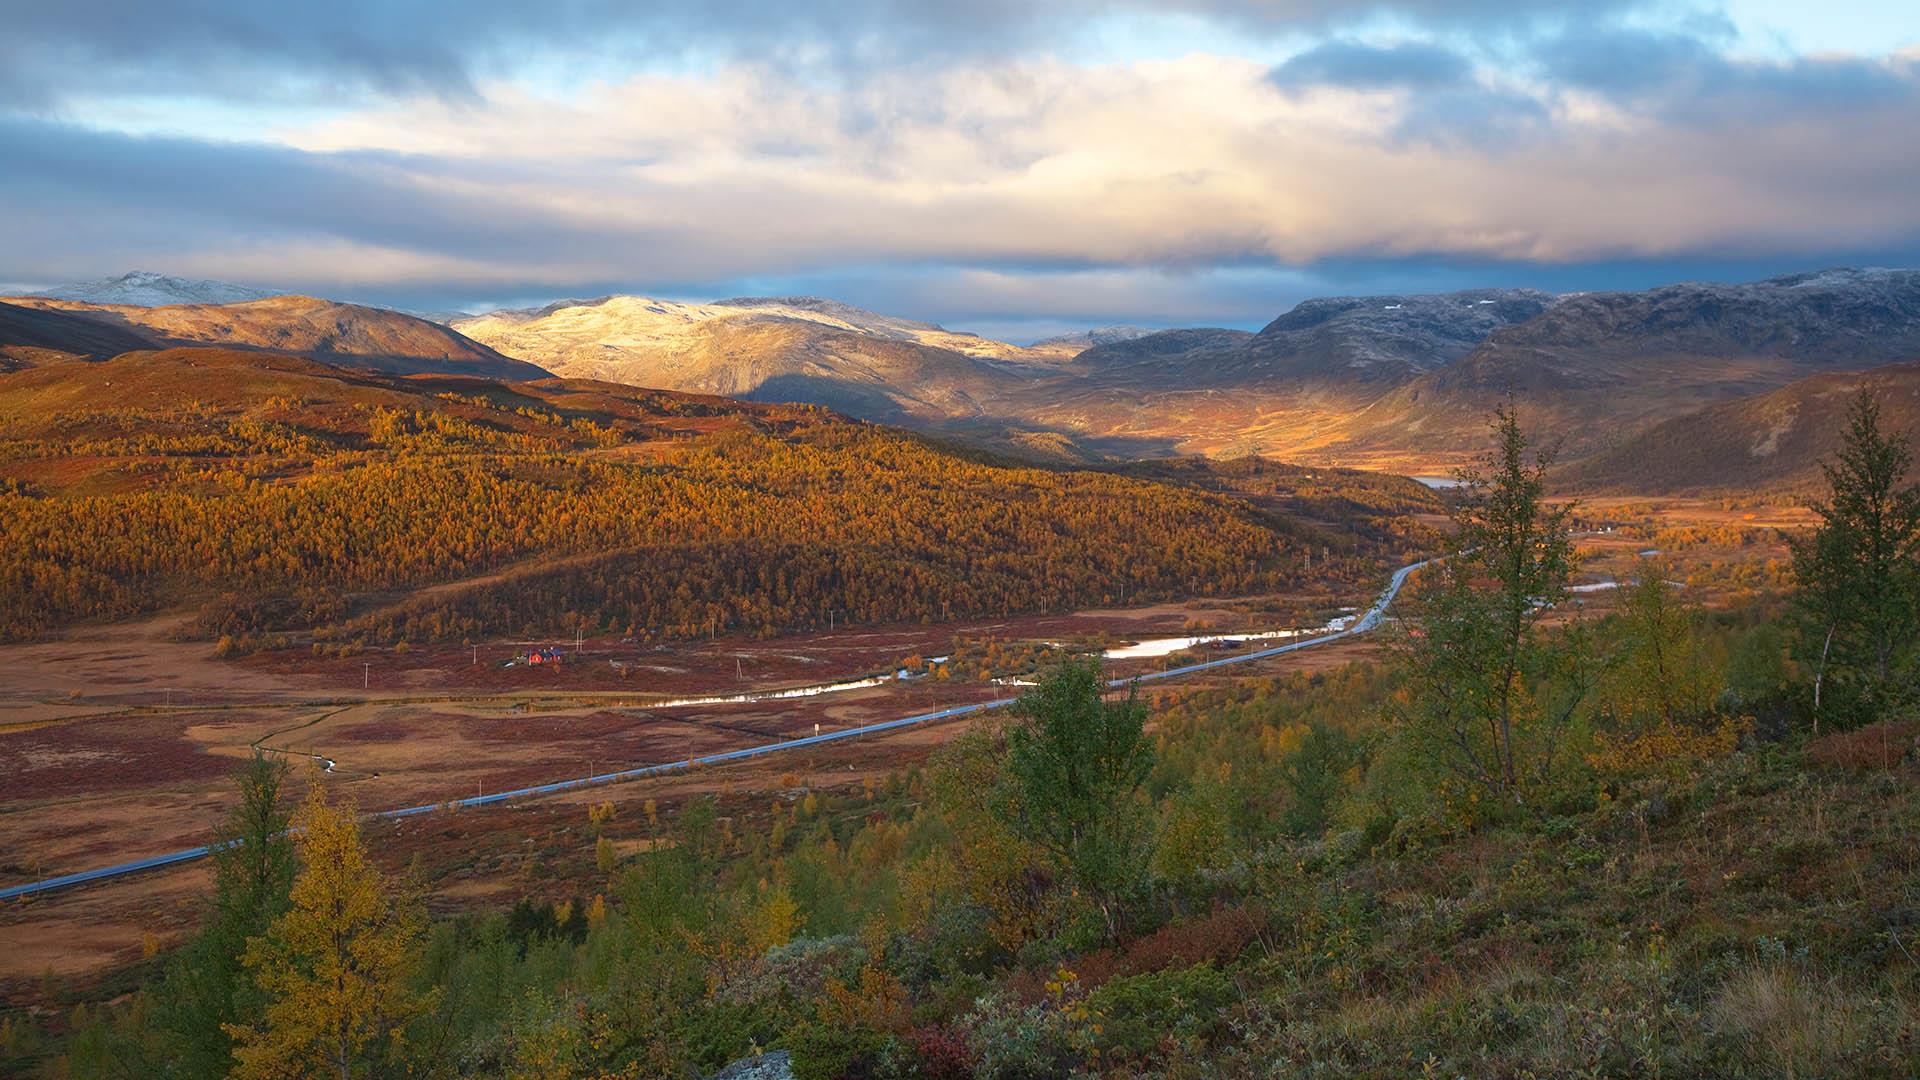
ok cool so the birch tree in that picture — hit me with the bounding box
[1399,404,1586,806]
[1792,392,1920,729]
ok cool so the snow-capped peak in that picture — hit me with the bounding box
[31,271,281,307]
[1032,325,1158,350]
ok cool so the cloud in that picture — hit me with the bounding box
[7,47,1918,294]
[1269,40,1475,91]
[795,262,1328,328]
[0,0,1645,108]
[4,4,1919,322]
[0,116,598,267]
[1534,26,1920,124]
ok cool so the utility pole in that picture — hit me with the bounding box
[363,663,370,690]
[472,644,478,666]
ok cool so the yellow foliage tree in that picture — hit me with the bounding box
[1151,786,1230,882]
[1588,567,1743,778]
[748,883,804,953]
[818,964,911,1036]
[226,785,434,1080]
[1597,567,1720,730]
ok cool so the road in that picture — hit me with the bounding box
[0,558,1430,902]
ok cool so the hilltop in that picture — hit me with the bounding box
[1006,289,1554,464]
[450,294,1073,424]
[0,299,155,368]
[0,295,548,380]
[1031,324,1159,351]
[10,268,1918,484]
[1331,267,1920,464]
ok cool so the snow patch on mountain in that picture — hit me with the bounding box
[1032,325,1158,351]
[32,271,280,307]
[456,293,1058,371]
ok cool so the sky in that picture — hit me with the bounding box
[2,0,1917,341]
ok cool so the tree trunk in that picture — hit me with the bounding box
[1813,624,1834,737]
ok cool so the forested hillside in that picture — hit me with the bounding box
[0,349,1426,645]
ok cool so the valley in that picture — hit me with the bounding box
[10,6,1920,1071]
[0,340,1426,987]
[0,483,1795,988]
[0,569,1394,977]
[0,267,1905,1078]
[0,267,1874,961]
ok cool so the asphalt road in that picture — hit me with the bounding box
[0,558,1430,901]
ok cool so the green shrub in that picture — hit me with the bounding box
[1082,962,1237,1062]
[787,1021,892,1080]
[962,992,1086,1080]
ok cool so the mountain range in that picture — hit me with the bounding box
[450,270,1920,472]
[1025,270,1920,466]
[6,267,1918,489]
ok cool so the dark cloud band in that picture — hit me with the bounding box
[0,0,1641,107]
